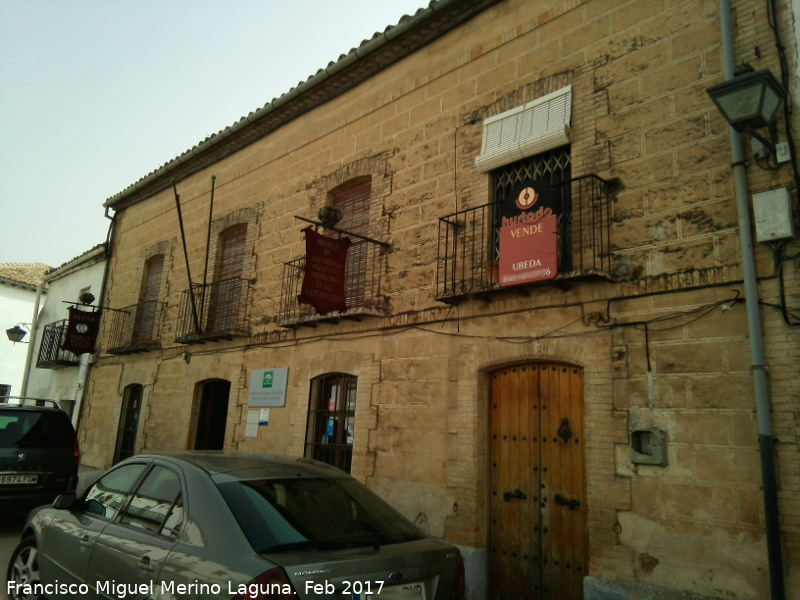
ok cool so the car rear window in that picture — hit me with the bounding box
[0,411,74,449]
[217,476,423,553]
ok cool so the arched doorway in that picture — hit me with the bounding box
[113,384,143,463]
[488,362,587,599]
[194,379,230,450]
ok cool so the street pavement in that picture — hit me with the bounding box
[1,509,28,600]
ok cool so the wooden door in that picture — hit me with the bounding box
[194,380,230,450]
[489,363,586,599]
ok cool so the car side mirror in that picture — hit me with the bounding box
[85,498,106,517]
[53,492,77,510]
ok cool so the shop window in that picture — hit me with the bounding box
[304,373,357,473]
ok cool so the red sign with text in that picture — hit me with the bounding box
[298,227,352,314]
[499,213,558,286]
[61,306,102,355]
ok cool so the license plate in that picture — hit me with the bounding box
[0,474,38,484]
[359,582,426,600]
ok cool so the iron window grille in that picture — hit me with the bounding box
[36,320,79,368]
[177,224,250,343]
[106,300,165,354]
[280,178,390,328]
[176,277,251,343]
[437,168,615,303]
[278,238,388,328]
[304,373,357,473]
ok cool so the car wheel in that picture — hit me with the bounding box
[6,536,44,600]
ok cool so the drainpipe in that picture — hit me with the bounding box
[73,211,115,431]
[718,2,784,598]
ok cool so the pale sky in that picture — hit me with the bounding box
[0,0,425,267]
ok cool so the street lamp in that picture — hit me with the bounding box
[6,324,30,343]
[707,68,787,157]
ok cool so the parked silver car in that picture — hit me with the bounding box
[6,451,465,600]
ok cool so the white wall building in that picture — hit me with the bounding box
[0,264,50,399]
[24,245,107,423]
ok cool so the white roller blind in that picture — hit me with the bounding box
[475,85,572,172]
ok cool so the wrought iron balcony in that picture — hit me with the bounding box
[36,320,79,368]
[278,239,388,328]
[436,175,615,303]
[106,300,165,354]
[176,277,251,343]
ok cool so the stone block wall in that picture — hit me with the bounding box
[84,0,798,598]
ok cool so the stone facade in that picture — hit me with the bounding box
[82,1,799,598]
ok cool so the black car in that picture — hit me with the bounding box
[0,399,80,511]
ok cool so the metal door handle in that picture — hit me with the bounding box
[503,489,527,501]
[554,493,581,510]
[79,535,91,549]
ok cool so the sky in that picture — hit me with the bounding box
[0,0,426,268]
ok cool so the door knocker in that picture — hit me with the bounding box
[557,418,572,442]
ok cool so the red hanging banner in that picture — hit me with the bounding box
[298,227,352,314]
[61,306,102,355]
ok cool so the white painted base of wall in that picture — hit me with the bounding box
[584,577,721,600]
[456,545,486,600]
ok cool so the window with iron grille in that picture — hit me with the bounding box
[437,143,613,301]
[0,384,10,400]
[36,320,79,368]
[113,384,142,464]
[304,373,356,473]
[331,178,371,308]
[492,146,572,270]
[132,254,164,345]
[208,224,247,332]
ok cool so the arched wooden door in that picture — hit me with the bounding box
[489,363,586,599]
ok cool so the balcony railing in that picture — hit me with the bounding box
[436,175,615,303]
[278,239,388,328]
[176,277,250,343]
[106,300,165,354]
[36,320,79,368]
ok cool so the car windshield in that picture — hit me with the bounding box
[217,476,423,553]
[0,412,73,449]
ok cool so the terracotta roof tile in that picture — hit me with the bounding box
[0,263,52,287]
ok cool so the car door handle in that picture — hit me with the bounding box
[138,555,155,573]
[79,535,92,549]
